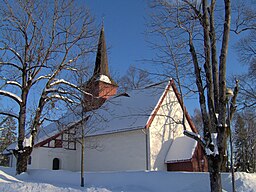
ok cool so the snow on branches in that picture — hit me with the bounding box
[47,94,74,104]
[205,133,219,156]
[6,81,22,89]
[0,90,22,105]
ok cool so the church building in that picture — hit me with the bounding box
[4,26,207,172]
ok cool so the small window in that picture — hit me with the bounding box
[52,158,60,170]
[69,142,75,149]
[49,140,55,147]
[55,139,62,148]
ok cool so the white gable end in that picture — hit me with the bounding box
[148,82,195,171]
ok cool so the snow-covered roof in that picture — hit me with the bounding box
[32,81,169,146]
[35,109,84,144]
[88,85,167,136]
[165,136,197,163]
[3,142,18,154]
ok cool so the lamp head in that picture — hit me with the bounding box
[226,88,234,98]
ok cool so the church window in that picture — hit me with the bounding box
[55,139,62,148]
[63,128,76,150]
[52,158,60,170]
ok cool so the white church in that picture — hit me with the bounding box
[4,27,207,172]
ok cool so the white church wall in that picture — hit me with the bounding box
[79,129,147,172]
[28,147,79,171]
[9,154,16,168]
[148,86,193,171]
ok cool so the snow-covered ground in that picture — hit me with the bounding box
[0,166,255,192]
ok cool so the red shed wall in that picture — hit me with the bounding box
[167,161,193,172]
[167,144,208,172]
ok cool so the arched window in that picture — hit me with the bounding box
[52,158,60,170]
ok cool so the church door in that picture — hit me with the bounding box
[52,158,60,170]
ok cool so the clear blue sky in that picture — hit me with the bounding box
[84,0,248,114]
[85,0,152,76]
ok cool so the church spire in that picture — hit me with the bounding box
[91,25,117,86]
[84,25,118,104]
[93,25,110,78]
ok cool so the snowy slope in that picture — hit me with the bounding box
[0,166,256,192]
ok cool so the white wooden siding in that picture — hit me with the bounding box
[79,129,147,172]
[148,87,193,171]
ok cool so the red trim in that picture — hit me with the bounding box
[145,79,198,134]
[34,131,63,148]
[34,131,64,147]
[145,81,172,129]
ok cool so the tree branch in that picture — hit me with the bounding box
[0,111,19,119]
[230,79,239,121]
[0,90,22,105]
[0,47,23,66]
[184,130,206,148]
[0,61,22,71]
[6,81,22,89]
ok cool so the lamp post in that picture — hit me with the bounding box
[80,106,85,187]
[226,88,235,192]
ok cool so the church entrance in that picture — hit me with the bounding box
[52,158,60,170]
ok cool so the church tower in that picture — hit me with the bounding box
[84,26,118,110]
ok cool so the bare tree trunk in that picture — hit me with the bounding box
[202,0,216,132]
[208,156,222,192]
[13,147,32,174]
[208,0,219,115]
[217,0,231,177]
[16,87,30,174]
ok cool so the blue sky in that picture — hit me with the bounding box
[85,0,151,76]
[85,0,247,75]
[84,0,248,114]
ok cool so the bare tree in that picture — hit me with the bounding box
[230,1,256,112]
[118,65,153,91]
[0,0,96,174]
[148,1,239,191]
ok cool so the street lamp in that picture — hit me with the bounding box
[226,88,235,192]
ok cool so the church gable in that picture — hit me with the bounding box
[146,79,200,171]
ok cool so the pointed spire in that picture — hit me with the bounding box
[84,25,118,102]
[93,25,110,78]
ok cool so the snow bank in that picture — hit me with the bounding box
[0,166,255,192]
